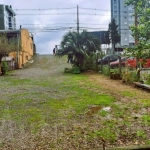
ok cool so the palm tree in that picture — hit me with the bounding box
[57,30,101,71]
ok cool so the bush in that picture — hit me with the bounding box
[64,66,81,74]
[64,67,73,73]
[102,65,110,76]
[122,68,138,83]
[1,61,8,75]
[72,66,80,74]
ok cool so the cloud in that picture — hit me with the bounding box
[1,0,111,54]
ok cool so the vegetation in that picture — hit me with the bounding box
[0,33,18,63]
[125,0,150,67]
[108,18,121,54]
[0,55,150,149]
[56,30,101,71]
[1,60,8,75]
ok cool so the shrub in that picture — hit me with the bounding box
[122,68,138,83]
[1,61,8,75]
[64,67,73,73]
[72,66,80,74]
[102,65,110,76]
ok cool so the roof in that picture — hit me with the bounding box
[0,30,20,33]
[5,5,16,16]
[1,56,14,61]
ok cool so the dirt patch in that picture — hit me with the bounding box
[86,73,150,100]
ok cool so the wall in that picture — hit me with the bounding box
[19,29,33,68]
[0,5,5,30]
[9,29,34,68]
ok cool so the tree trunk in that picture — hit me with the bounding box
[113,43,115,54]
[136,57,140,79]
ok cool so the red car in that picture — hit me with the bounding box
[110,57,127,68]
[125,57,150,68]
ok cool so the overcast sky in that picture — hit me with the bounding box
[1,0,111,54]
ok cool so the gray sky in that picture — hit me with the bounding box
[1,0,111,54]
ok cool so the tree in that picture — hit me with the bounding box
[124,0,150,78]
[108,18,121,54]
[125,0,150,43]
[125,0,150,66]
[57,30,101,71]
[0,33,18,63]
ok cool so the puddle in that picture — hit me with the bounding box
[86,105,102,116]
[85,105,111,116]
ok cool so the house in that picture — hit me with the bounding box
[0,28,36,69]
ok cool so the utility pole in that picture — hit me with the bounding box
[134,4,138,45]
[77,5,79,34]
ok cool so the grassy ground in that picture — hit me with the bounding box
[0,55,150,150]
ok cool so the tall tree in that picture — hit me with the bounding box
[0,33,18,63]
[125,0,150,64]
[108,18,120,54]
[57,30,101,71]
[125,0,150,43]
[125,0,150,78]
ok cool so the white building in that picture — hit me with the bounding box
[0,4,16,30]
[111,0,135,48]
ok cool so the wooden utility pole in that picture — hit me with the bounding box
[77,5,79,34]
[134,4,138,45]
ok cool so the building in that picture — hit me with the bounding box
[111,0,135,49]
[0,4,16,30]
[90,31,111,54]
[0,28,36,69]
[90,31,110,45]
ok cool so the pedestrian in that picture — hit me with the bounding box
[53,48,55,55]
[55,45,58,54]
[67,54,73,64]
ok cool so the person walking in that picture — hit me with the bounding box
[67,54,73,64]
[53,48,55,55]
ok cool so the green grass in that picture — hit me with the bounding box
[121,91,136,97]
[139,99,150,107]
[0,73,114,133]
[0,56,150,148]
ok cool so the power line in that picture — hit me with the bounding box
[15,13,111,16]
[14,7,134,13]
[14,7,76,11]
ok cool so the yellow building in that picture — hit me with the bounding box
[1,28,36,69]
[17,28,34,68]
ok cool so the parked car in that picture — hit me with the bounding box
[98,54,119,65]
[125,57,150,68]
[110,57,127,68]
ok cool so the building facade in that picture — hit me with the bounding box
[111,0,135,48]
[0,4,16,30]
[0,28,35,69]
